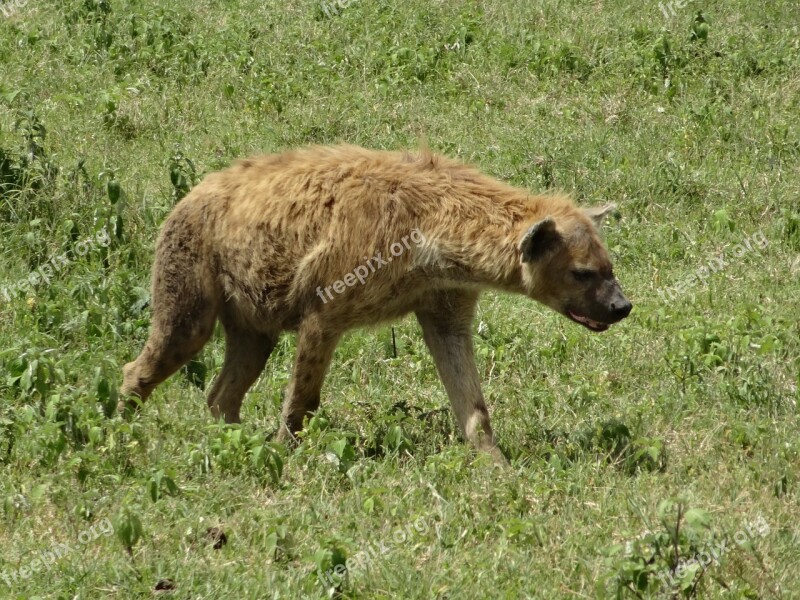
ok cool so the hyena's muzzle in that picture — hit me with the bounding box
[564,274,632,332]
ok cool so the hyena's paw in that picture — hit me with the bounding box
[116,395,143,419]
[484,444,508,467]
[473,439,508,467]
[489,446,509,467]
[275,422,301,448]
[117,361,146,418]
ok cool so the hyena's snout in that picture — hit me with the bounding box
[566,279,632,333]
[607,285,632,322]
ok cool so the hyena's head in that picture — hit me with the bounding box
[518,204,632,332]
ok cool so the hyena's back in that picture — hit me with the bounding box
[167,145,450,330]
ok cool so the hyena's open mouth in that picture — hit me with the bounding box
[566,309,612,332]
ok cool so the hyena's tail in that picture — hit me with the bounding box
[120,195,221,412]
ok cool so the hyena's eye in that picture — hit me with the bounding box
[571,269,598,282]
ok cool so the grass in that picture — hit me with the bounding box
[1,0,798,598]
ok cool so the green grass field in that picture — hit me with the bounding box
[1,0,799,598]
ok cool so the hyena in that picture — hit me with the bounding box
[120,145,632,462]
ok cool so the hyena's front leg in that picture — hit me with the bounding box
[277,315,341,443]
[416,291,506,464]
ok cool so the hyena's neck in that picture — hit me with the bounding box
[417,187,551,295]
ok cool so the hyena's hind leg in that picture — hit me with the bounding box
[206,314,279,424]
[119,211,219,415]
[119,295,218,415]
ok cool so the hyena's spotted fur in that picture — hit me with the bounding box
[121,145,632,462]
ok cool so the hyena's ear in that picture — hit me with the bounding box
[519,217,561,263]
[584,204,617,228]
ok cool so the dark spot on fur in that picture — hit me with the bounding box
[389,181,399,194]
[324,195,335,209]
